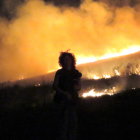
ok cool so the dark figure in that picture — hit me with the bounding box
[52,51,82,140]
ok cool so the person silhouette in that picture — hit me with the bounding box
[53,51,82,140]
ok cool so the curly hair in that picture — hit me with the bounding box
[59,51,76,69]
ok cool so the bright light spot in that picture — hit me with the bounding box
[76,45,140,65]
[93,75,100,80]
[77,56,97,65]
[82,89,105,98]
[18,75,24,80]
[35,83,41,87]
[114,69,121,76]
[103,74,111,79]
[82,87,117,98]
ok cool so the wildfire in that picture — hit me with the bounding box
[82,87,117,98]
[47,45,140,77]
[76,45,140,65]
[0,0,140,82]
[87,74,112,80]
[93,75,100,80]
[102,74,111,79]
[114,69,121,76]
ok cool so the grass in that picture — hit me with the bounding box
[0,82,140,139]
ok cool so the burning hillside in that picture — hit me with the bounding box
[0,0,140,82]
[2,51,138,86]
[78,51,140,79]
[1,51,139,98]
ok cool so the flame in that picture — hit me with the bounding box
[87,74,112,80]
[45,45,140,76]
[16,45,140,81]
[93,75,100,80]
[114,69,121,76]
[102,74,111,79]
[77,45,140,65]
[82,87,117,98]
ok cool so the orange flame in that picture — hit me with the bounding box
[82,87,117,98]
[76,45,140,65]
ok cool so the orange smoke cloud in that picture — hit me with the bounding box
[0,0,140,82]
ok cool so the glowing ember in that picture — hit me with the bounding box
[102,74,111,79]
[114,69,121,76]
[93,75,100,80]
[82,89,106,98]
[35,83,41,87]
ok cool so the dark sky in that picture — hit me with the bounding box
[0,0,139,19]
[0,0,82,19]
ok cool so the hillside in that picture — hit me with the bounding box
[0,87,140,139]
[1,51,139,87]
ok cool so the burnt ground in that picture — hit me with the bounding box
[0,88,140,140]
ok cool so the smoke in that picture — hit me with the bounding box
[0,0,140,82]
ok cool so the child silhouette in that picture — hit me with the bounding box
[53,51,82,140]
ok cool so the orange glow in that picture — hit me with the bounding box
[82,87,117,98]
[46,45,140,76]
[0,0,140,82]
[76,45,140,65]
[18,75,24,80]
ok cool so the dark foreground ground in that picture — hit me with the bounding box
[0,88,140,140]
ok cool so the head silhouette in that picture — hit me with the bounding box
[59,51,76,70]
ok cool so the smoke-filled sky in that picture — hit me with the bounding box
[0,0,140,82]
[0,0,140,19]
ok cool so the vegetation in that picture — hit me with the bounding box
[0,79,140,139]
